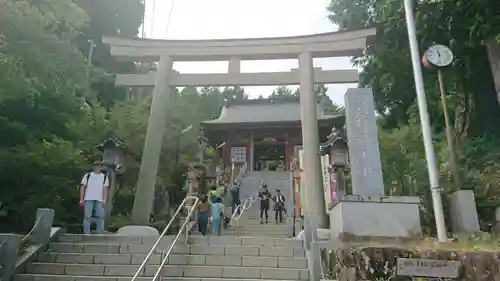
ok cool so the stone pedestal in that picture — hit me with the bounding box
[33,208,55,245]
[448,190,480,234]
[117,225,160,237]
[329,196,421,239]
[0,233,21,281]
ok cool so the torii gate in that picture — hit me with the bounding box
[102,27,376,231]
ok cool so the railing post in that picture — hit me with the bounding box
[0,233,21,281]
[33,208,54,245]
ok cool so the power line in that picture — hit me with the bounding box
[149,0,157,37]
[164,0,176,37]
[141,0,146,37]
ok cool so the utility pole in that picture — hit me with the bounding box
[403,0,448,243]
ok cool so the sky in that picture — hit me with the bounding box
[143,0,358,106]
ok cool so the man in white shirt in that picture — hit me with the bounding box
[79,161,109,234]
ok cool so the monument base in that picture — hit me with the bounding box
[448,190,480,234]
[329,196,421,239]
[116,225,160,237]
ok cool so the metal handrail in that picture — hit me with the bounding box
[130,195,199,281]
[229,174,266,234]
[227,162,249,219]
[230,198,255,235]
[230,197,252,221]
[153,197,199,280]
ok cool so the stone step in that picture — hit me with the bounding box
[238,221,291,226]
[56,234,175,244]
[48,243,305,257]
[38,253,307,268]
[236,227,291,233]
[55,234,301,249]
[236,229,290,234]
[15,275,299,281]
[221,226,290,233]
[188,236,302,248]
[25,263,309,280]
[236,230,291,235]
[235,232,291,237]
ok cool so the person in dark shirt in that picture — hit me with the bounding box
[230,181,241,215]
[197,195,210,236]
[273,189,285,224]
[258,185,271,224]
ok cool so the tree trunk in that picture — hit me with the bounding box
[467,45,500,137]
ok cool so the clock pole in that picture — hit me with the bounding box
[403,0,447,243]
[422,45,460,193]
[437,69,462,192]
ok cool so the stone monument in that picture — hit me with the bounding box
[448,189,480,233]
[328,88,422,240]
[344,88,384,196]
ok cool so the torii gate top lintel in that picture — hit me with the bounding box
[102,27,377,62]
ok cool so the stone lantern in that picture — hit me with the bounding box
[323,127,348,168]
[215,164,224,192]
[187,164,198,196]
[96,136,127,174]
[197,129,209,165]
[96,136,128,220]
[320,127,348,208]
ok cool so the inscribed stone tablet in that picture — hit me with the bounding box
[345,88,384,197]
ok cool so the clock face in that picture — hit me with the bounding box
[424,45,454,67]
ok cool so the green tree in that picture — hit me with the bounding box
[326,0,500,232]
[74,0,144,108]
[271,86,293,97]
[270,84,344,114]
[0,0,98,231]
[327,0,500,137]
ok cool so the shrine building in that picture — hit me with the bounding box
[202,97,344,171]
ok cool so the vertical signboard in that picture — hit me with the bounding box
[298,149,306,216]
[328,166,338,204]
[230,146,247,163]
[321,155,331,212]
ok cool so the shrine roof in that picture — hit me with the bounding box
[202,97,343,125]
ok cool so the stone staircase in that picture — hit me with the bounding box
[14,233,308,281]
[231,217,295,238]
[14,170,307,281]
[240,171,292,217]
[228,171,296,238]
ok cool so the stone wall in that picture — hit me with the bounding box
[326,241,500,281]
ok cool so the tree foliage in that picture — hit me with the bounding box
[0,0,94,230]
[0,0,254,233]
[4,0,500,236]
[327,0,500,231]
[270,84,344,114]
[328,0,500,137]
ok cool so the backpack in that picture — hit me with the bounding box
[83,173,108,188]
[230,185,239,196]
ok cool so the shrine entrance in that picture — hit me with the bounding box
[254,143,286,171]
[102,27,376,226]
